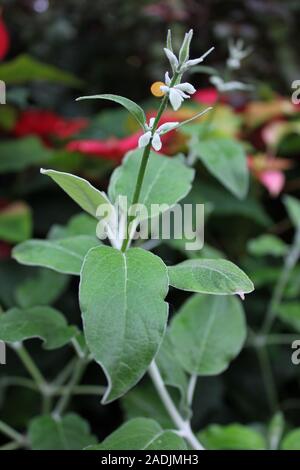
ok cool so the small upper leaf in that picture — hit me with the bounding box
[76,94,146,130]
[41,169,113,219]
[168,259,254,296]
[87,418,187,450]
[28,414,97,450]
[13,235,99,275]
[0,306,77,349]
[170,294,246,375]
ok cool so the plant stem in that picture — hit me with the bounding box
[256,347,279,414]
[187,374,197,407]
[11,343,47,392]
[0,420,24,444]
[53,384,106,396]
[121,73,179,252]
[53,356,88,417]
[261,226,300,334]
[0,441,23,450]
[148,361,204,450]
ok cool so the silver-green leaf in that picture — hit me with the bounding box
[168,259,254,297]
[13,235,100,275]
[0,306,77,349]
[79,246,169,403]
[170,294,246,375]
[194,137,249,199]
[28,414,97,450]
[108,149,194,220]
[76,94,146,130]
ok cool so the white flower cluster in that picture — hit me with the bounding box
[162,30,214,111]
[138,30,214,151]
[138,117,178,151]
[227,38,252,70]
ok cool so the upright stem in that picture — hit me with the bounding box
[261,226,300,334]
[53,356,88,418]
[11,343,47,392]
[121,72,179,252]
[148,361,204,450]
[0,420,24,444]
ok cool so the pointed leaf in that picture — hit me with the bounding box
[0,306,77,349]
[79,246,169,403]
[28,414,96,450]
[170,294,246,375]
[87,418,187,450]
[76,94,146,129]
[168,259,254,296]
[13,235,99,275]
[0,54,83,87]
[41,169,113,219]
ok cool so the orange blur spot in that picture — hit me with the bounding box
[151,81,166,98]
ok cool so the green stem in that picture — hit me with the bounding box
[53,356,88,417]
[261,226,300,334]
[121,72,179,252]
[256,347,279,414]
[11,343,47,392]
[0,421,24,444]
[0,441,23,450]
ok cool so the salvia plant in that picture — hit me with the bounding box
[1,29,300,452]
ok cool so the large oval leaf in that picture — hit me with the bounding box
[79,246,169,403]
[170,294,246,375]
[168,259,254,297]
[108,149,194,220]
[76,94,146,129]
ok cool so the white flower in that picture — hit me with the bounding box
[210,75,253,92]
[138,117,179,151]
[160,72,196,111]
[180,47,215,72]
[227,39,252,70]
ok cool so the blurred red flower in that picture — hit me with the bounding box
[193,87,219,106]
[14,110,88,142]
[67,132,142,163]
[248,154,292,197]
[0,16,10,60]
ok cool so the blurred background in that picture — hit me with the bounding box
[1,0,300,447]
